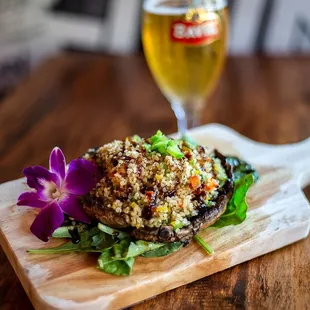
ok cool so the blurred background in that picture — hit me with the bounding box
[0,0,310,99]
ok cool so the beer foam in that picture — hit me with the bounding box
[144,0,227,15]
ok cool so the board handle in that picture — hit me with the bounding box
[255,137,310,188]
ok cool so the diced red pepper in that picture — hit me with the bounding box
[189,175,201,190]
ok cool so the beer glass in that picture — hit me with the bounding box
[142,0,228,134]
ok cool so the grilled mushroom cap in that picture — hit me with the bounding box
[81,141,233,244]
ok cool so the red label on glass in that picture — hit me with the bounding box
[170,19,220,46]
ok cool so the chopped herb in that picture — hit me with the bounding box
[144,143,152,152]
[149,130,184,159]
[131,135,142,142]
[166,140,184,159]
[171,222,184,231]
[194,235,214,255]
[181,135,198,149]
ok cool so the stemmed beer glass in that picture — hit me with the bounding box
[142,0,228,134]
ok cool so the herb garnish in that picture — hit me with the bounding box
[149,130,184,159]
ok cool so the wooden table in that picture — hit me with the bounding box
[0,54,310,309]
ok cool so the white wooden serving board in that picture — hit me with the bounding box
[0,124,310,310]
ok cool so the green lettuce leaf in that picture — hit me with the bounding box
[212,173,255,228]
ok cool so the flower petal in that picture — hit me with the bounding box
[58,194,90,223]
[23,166,60,189]
[17,192,48,208]
[64,159,99,195]
[49,147,66,180]
[30,201,64,242]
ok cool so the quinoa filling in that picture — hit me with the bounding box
[83,137,228,231]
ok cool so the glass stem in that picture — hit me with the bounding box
[171,100,203,136]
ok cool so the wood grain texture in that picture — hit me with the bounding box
[0,54,310,309]
[0,124,310,310]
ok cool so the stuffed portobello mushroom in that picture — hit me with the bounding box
[81,132,233,244]
[22,130,257,276]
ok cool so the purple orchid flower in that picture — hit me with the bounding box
[17,147,99,242]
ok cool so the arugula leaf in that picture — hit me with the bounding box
[91,232,116,250]
[98,223,130,240]
[226,156,259,182]
[28,241,83,254]
[126,241,164,258]
[141,242,183,258]
[97,249,135,276]
[212,173,255,228]
[27,240,101,254]
[28,228,105,254]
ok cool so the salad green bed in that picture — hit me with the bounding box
[28,223,182,276]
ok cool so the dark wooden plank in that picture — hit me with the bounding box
[0,54,309,310]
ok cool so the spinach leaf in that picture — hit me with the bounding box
[52,226,72,238]
[212,173,255,228]
[52,224,88,238]
[98,223,130,240]
[97,249,135,276]
[126,240,164,258]
[141,242,183,258]
[226,156,259,182]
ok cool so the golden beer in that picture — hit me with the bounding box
[143,1,228,104]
